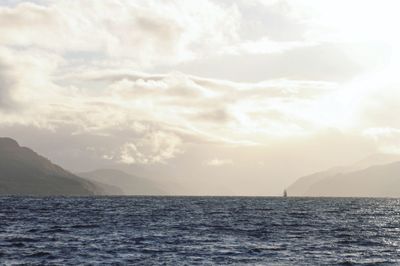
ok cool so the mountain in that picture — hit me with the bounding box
[0,137,103,196]
[286,168,343,196]
[305,162,400,197]
[288,154,400,197]
[79,169,167,195]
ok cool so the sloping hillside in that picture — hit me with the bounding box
[0,137,102,196]
[304,162,400,197]
[288,155,400,197]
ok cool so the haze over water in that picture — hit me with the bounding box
[2,196,400,265]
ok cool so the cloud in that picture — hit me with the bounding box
[0,0,240,68]
[117,131,183,165]
[205,158,233,167]
[0,62,336,148]
[363,127,400,154]
[222,37,314,55]
[168,43,375,82]
[193,109,232,124]
[0,46,63,113]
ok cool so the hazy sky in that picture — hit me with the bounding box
[1,0,399,195]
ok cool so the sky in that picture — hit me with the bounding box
[1,0,400,195]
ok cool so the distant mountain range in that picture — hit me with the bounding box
[4,136,400,197]
[79,169,167,195]
[288,154,400,197]
[0,137,166,196]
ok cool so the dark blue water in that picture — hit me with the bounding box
[1,197,400,265]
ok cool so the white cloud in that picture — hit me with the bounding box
[288,0,400,44]
[0,46,62,111]
[0,0,241,68]
[363,127,400,154]
[118,131,183,164]
[205,158,233,167]
[222,37,315,55]
[363,127,400,139]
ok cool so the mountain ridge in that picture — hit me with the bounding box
[288,154,400,197]
[0,137,103,196]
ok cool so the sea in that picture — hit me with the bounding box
[1,196,400,265]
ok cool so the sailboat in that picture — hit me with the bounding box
[283,189,287,197]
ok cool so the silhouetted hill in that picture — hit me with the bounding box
[79,169,167,195]
[0,137,102,196]
[288,154,400,197]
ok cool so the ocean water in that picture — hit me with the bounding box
[1,197,400,265]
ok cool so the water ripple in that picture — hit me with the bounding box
[1,196,400,265]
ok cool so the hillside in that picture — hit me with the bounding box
[288,154,400,197]
[304,162,400,197]
[0,137,102,196]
